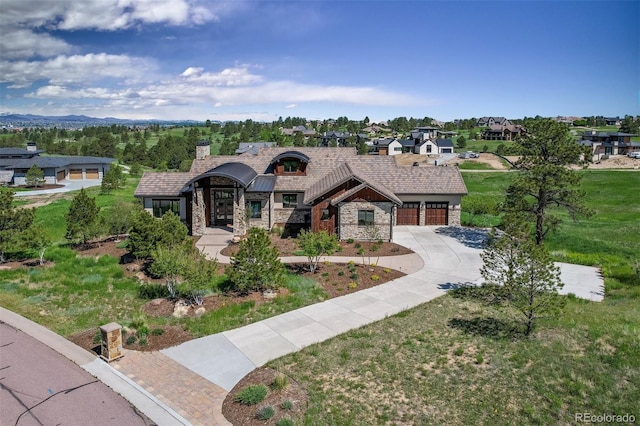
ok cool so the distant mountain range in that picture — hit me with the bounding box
[0,113,206,128]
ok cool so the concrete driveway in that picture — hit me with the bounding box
[164,226,604,393]
[13,179,102,197]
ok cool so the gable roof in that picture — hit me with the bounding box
[303,162,401,205]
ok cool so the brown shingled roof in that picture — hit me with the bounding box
[134,171,198,197]
[136,147,467,201]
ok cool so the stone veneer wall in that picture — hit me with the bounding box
[448,205,461,226]
[191,187,206,236]
[274,208,310,225]
[338,201,393,241]
[244,192,271,232]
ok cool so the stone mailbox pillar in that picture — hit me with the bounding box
[100,322,123,362]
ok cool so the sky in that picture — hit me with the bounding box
[0,0,638,123]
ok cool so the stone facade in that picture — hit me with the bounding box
[338,201,393,241]
[448,204,461,226]
[243,192,271,232]
[191,187,206,236]
[274,208,310,225]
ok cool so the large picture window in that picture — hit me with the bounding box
[358,210,374,226]
[152,199,180,218]
[283,194,297,208]
[248,200,262,218]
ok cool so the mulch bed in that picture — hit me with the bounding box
[68,325,194,354]
[220,234,413,257]
[222,367,309,426]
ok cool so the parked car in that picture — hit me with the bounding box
[459,151,480,159]
[627,151,640,159]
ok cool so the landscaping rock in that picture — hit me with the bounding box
[195,307,206,316]
[172,300,190,318]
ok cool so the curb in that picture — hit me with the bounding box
[0,307,191,426]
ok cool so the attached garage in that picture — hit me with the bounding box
[56,170,66,181]
[440,148,453,154]
[69,169,83,179]
[425,202,448,225]
[397,202,420,225]
[86,168,99,179]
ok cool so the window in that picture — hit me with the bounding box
[152,199,180,218]
[426,144,432,153]
[248,200,262,219]
[393,146,402,152]
[320,208,330,221]
[358,210,374,226]
[283,160,299,173]
[282,194,297,208]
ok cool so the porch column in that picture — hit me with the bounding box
[192,187,205,236]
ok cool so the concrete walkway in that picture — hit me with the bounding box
[167,225,605,394]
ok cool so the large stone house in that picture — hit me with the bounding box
[134,144,467,241]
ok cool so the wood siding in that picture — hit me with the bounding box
[397,202,420,225]
[425,202,448,225]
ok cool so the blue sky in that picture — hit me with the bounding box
[0,0,637,122]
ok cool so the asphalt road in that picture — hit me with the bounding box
[0,322,155,426]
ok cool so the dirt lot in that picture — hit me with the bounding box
[394,152,640,170]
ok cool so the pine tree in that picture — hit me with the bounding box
[0,189,35,262]
[226,227,284,293]
[480,220,565,336]
[65,188,100,245]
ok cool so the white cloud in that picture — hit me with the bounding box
[0,0,236,60]
[0,53,156,88]
[19,64,420,119]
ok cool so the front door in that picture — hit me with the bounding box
[213,190,234,226]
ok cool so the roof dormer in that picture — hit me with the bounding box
[270,150,310,176]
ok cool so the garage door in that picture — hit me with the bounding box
[86,168,99,179]
[69,169,83,179]
[56,170,66,181]
[397,202,420,225]
[425,203,448,225]
[441,148,453,153]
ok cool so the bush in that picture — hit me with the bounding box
[257,406,275,420]
[280,400,293,411]
[138,284,170,299]
[346,238,354,244]
[226,228,285,293]
[272,371,289,390]
[371,275,380,281]
[234,384,268,406]
[151,328,165,336]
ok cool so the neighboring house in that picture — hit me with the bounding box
[318,131,350,146]
[134,145,467,241]
[477,117,512,127]
[481,124,524,141]
[280,126,317,137]
[0,143,114,185]
[578,131,638,158]
[435,138,454,154]
[235,142,276,155]
[604,117,621,126]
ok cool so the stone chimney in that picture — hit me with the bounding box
[196,140,210,160]
[26,141,37,152]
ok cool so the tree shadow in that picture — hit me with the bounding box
[438,282,477,292]
[448,316,522,340]
[435,226,490,249]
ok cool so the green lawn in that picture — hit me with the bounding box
[270,169,640,425]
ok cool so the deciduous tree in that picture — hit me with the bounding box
[297,229,340,273]
[25,165,45,188]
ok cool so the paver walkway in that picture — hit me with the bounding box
[113,350,231,426]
